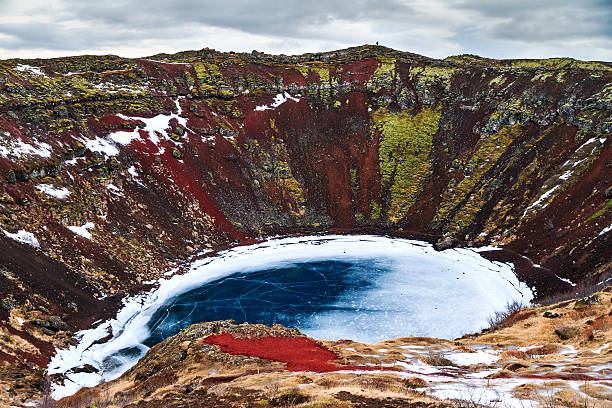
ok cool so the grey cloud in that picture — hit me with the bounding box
[455,0,612,40]
[58,0,418,37]
[0,0,610,60]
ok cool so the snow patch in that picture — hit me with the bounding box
[14,64,45,76]
[254,92,300,111]
[79,98,188,158]
[523,185,560,217]
[555,274,576,286]
[0,136,53,159]
[36,184,71,199]
[106,184,122,195]
[3,229,40,248]
[598,224,611,236]
[81,136,120,156]
[68,222,95,240]
[593,343,609,354]
[109,98,189,154]
[445,350,500,366]
[559,169,573,180]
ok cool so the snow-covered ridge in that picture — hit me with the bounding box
[48,234,533,399]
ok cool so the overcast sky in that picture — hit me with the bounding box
[0,0,610,61]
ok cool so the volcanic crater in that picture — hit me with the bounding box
[0,44,610,407]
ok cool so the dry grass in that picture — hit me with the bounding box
[525,344,560,356]
[554,325,581,340]
[538,275,611,306]
[500,349,528,359]
[422,351,455,367]
[58,387,133,408]
[486,300,530,330]
[403,377,428,389]
[468,288,612,347]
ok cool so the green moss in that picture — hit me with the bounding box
[192,61,234,98]
[349,168,358,193]
[510,58,611,71]
[294,61,338,104]
[409,65,457,91]
[184,71,195,89]
[444,54,491,65]
[489,75,506,87]
[374,107,441,222]
[365,56,396,93]
[587,199,612,222]
[294,62,332,83]
[434,124,523,228]
[370,200,381,220]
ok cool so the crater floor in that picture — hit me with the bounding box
[48,235,533,398]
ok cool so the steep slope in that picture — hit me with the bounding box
[0,45,610,390]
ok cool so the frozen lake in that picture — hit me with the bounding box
[49,235,533,399]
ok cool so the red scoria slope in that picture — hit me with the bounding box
[0,45,609,384]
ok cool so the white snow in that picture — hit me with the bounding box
[559,169,573,180]
[555,274,576,286]
[48,235,533,399]
[0,136,53,159]
[143,59,190,65]
[79,98,188,158]
[81,136,120,156]
[395,360,442,374]
[523,185,560,217]
[68,222,95,240]
[14,64,45,76]
[254,92,300,111]
[593,343,609,354]
[445,350,500,366]
[3,229,40,248]
[36,184,71,199]
[93,82,143,94]
[560,345,577,355]
[429,377,536,408]
[599,224,611,236]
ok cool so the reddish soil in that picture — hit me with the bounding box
[202,333,396,373]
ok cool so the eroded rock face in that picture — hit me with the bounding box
[0,45,610,376]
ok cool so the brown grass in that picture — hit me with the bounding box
[525,344,560,356]
[537,276,611,306]
[422,352,455,367]
[486,300,532,330]
[554,325,581,340]
[500,349,528,359]
[403,377,428,389]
